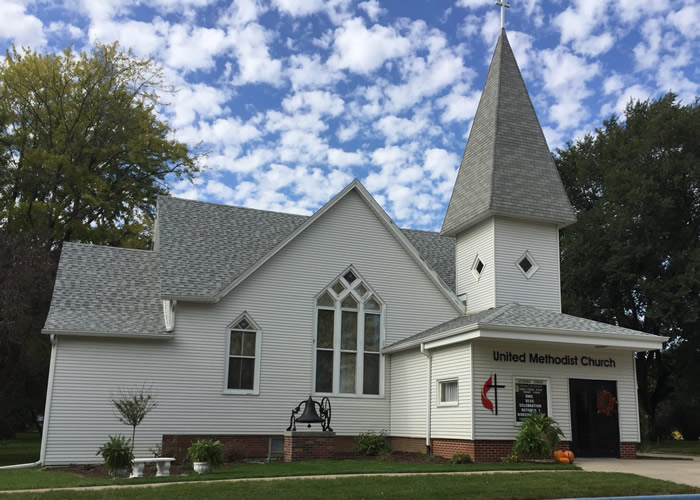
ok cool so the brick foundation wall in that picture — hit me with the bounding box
[429,439,571,462]
[162,434,271,462]
[390,436,427,454]
[619,442,637,459]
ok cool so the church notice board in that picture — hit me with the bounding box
[515,378,548,422]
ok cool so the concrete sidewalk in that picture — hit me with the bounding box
[577,456,700,488]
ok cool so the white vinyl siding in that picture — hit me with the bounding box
[471,341,640,443]
[389,349,427,438]
[493,217,561,312]
[456,218,494,313]
[42,190,458,464]
[431,343,472,440]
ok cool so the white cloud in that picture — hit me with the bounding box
[229,22,283,86]
[0,0,46,48]
[633,18,663,70]
[327,148,364,167]
[615,0,670,23]
[574,32,614,57]
[358,0,385,21]
[437,84,480,123]
[554,0,610,44]
[602,73,624,95]
[47,21,83,39]
[163,25,231,72]
[374,114,436,144]
[601,84,652,117]
[271,0,324,17]
[328,17,411,74]
[88,18,168,57]
[423,148,459,182]
[282,90,345,117]
[336,122,359,142]
[224,148,277,173]
[288,54,344,90]
[455,0,491,8]
[667,4,700,39]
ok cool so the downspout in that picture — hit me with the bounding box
[39,334,58,466]
[420,343,432,455]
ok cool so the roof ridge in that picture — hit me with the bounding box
[487,29,505,213]
[161,195,309,218]
[63,241,154,254]
[480,302,517,323]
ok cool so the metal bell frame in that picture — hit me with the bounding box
[286,396,332,432]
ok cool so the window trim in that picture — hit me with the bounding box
[472,254,485,281]
[223,312,262,396]
[437,378,459,407]
[512,376,551,425]
[515,250,540,279]
[312,266,385,399]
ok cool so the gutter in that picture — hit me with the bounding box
[420,343,432,455]
[0,461,41,470]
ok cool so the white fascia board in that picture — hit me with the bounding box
[41,329,173,339]
[385,323,667,354]
[443,209,575,237]
[351,182,464,314]
[212,179,464,313]
[161,294,216,303]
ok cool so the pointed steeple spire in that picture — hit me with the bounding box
[441,30,576,236]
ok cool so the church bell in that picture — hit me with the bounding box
[294,396,324,427]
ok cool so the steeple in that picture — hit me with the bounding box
[441,29,576,236]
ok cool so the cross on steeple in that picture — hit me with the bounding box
[495,0,510,29]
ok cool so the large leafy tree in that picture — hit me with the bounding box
[556,93,699,439]
[0,43,200,435]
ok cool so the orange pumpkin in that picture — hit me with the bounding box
[553,450,564,460]
[556,456,570,464]
[564,450,575,463]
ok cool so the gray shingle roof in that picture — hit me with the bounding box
[385,303,663,351]
[157,197,306,299]
[441,29,576,236]
[44,243,165,336]
[157,197,457,299]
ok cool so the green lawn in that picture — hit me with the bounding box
[1,460,574,491]
[0,430,41,467]
[7,472,700,499]
[643,439,700,455]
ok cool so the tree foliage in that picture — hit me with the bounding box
[0,42,199,434]
[111,385,157,451]
[556,93,700,438]
[0,42,199,248]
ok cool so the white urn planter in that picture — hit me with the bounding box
[193,462,210,474]
[110,467,129,479]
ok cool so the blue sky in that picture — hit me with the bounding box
[1,0,698,230]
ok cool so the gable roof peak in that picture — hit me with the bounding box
[441,29,576,236]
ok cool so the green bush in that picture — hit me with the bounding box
[96,434,134,477]
[356,430,389,456]
[501,452,521,463]
[187,439,223,467]
[512,412,564,459]
[448,452,473,464]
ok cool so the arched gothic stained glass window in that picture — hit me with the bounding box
[314,267,383,396]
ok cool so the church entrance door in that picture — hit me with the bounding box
[569,379,620,457]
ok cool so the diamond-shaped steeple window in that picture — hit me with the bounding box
[516,251,539,279]
[472,256,485,281]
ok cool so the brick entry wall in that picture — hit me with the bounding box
[619,442,637,459]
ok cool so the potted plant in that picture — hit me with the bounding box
[96,434,134,478]
[512,412,564,460]
[187,439,223,474]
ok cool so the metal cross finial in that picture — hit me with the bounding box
[495,0,510,29]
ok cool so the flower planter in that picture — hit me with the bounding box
[111,466,129,478]
[193,461,210,474]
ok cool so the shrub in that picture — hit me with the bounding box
[96,434,134,477]
[111,385,157,451]
[356,430,389,456]
[187,439,224,467]
[449,452,473,464]
[501,452,521,463]
[512,412,564,460]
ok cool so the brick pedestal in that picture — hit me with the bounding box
[283,431,336,462]
[619,442,637,459]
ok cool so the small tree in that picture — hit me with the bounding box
[111,385,157,451]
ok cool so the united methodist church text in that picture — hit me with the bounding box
[493,351,616,368]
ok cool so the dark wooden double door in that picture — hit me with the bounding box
[569,379,620,457]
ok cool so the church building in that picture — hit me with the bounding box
[40,28,666,465]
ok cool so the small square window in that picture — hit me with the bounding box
[516,251,539,279]
[332,281,345,294]
[439,380,458,406]
[472,255,485,281]
[355,283,368,297]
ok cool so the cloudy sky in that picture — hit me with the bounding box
[1,0,698,230]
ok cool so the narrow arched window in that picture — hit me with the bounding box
[225,313,261,394]
[314,267,384,396]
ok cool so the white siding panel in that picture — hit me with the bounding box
[456,218,494,313]
[472,340,640,443]
[44,191,459,464]
[389,349,426,438]
[494,217,561,312]
[430,343,472,440]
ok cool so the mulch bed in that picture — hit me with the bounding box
[46,452,447,479]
